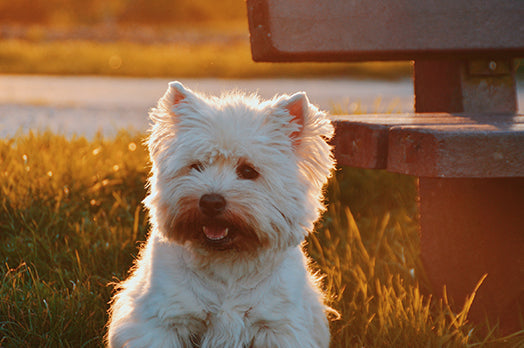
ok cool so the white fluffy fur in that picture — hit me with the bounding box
[106,81,336,348]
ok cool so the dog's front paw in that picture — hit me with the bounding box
[250,322,322,348]
[108,321,198,348]
[250,323,288,348]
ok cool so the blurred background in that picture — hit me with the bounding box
[0,0,247,27]
[0,0,412,78]
[0,0,522,137]
[0,0,415,138]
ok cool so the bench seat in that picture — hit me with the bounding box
[331,113,524,177]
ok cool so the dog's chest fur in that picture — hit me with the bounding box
[145,240,305,342]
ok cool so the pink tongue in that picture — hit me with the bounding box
[203,226,228,240]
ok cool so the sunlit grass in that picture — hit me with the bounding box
[309,170,524,347]
[0,38,411,79]
[0,131,148,346]
[1,132,522,347]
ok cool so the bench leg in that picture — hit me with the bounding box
[418,177,524,332]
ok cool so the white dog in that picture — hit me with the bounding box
[106,81,336,347]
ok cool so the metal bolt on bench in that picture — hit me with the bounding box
[247,0,524,332]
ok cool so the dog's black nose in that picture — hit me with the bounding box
[199,194,226,217]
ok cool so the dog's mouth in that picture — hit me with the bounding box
[203,224,229,241]
[171,210,266,253]
[201,220,234,249]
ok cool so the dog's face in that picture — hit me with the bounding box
[145,82,334,256]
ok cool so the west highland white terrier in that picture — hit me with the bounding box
[106,81,336,347]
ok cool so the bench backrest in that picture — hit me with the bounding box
[247,0,524,62]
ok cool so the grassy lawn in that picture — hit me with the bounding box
[0,37,411,79]
[0,22,412,79]
[1,131,522,347]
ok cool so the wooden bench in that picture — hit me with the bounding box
[247,0,524,332]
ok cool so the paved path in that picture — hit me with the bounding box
[0,75,414,137]
[0,75,522,138]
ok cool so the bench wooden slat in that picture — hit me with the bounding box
[331,114,524,177]
[248,0,524,61]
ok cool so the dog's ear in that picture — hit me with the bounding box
[275,92,308,141]
[152,81,201,124]
[167,81,193,105]
[150,81,193,129]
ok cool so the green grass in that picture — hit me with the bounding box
[1,132,523,347]
[0,37,412,79]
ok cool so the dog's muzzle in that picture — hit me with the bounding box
[170,193,264,253]
[199,194,231,246]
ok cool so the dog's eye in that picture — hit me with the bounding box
[236,163,259,180]
[190,162,204,172]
